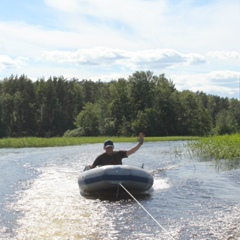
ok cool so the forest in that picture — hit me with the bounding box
[0,71,240,138]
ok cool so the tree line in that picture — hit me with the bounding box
[0,71,239,138]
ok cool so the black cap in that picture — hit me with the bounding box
[104,140,114,148]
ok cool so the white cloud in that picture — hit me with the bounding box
[39,47,206,70]
[171,70,240,98]
[0,55,27,72]
[0,21,89,57]
[41,0,240,54]
[40,47,127,65]
[207,51,240,60]
[0,0,239,98]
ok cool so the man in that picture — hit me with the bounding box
[90,133,144,168]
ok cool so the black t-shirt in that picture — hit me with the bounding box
[92,151,128,167]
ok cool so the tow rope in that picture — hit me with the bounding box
[119,183,175,240]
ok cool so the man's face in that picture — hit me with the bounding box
[104,146,114,155]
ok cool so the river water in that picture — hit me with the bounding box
[0,141,239,240]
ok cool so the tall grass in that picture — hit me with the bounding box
[189,134,240,160]
[0,136,199,148]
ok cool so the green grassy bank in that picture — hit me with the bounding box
[0,136,199,148]
[1,135,240,161]
[189,134,240,160]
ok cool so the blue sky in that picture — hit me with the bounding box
[0,0,239,98]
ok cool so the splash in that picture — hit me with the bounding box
[153,178,171,191]
[10,167,117,240]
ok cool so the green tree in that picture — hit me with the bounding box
[178,90,211,136]
[35,78,57,137]
[228,99,240,133]
[75,103,100,136]
[1,71,240,137]
[108,79,132,135]
[128,71,154,114]
[207,95,229,129]
[1,93,14,136]
[151,74,177,136]
[214,110,232,135]
[0,75,37,136]
[131,108,158,136]
[15,75,37,136]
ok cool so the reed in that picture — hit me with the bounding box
[189,134,240,160]
[0,136,199,148]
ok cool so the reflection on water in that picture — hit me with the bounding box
[0,142,240,240]
[214,158,240,171]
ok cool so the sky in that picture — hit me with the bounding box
[0,0,239,99]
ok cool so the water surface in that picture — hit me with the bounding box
[0,142,239,239]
